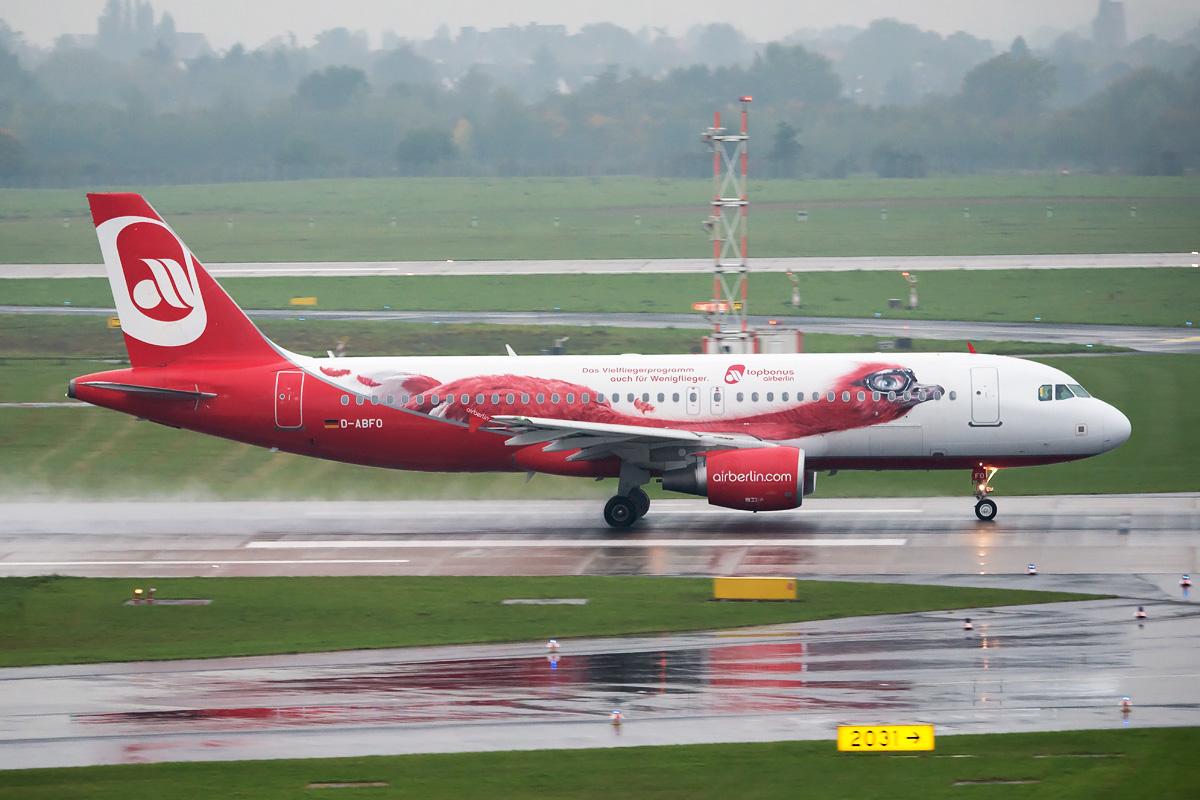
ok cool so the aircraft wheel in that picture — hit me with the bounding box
[628,487,650,519]
[974,498,998,522]
[604,496,637,528]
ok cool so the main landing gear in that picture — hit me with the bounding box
[604,465,651,528]
[973,465,999,521]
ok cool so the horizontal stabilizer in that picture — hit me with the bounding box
[70,380,216,402]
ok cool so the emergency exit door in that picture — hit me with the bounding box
[275,370,305,429]
[969,367,1000,426]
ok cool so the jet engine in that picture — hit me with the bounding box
[661,447,805,511]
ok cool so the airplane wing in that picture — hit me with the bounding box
[485,414,770,463]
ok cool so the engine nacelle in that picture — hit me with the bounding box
[661,447,805,511]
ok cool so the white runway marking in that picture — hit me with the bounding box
[246,538,907,549]
[1,559,410,567]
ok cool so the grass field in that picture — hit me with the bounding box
[5,265,1198,327]
[0,575,1094,667]
[0,353,1192,500]
[1,729,1195,799]
[1,175,1198,262]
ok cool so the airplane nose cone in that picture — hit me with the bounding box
[1105,404,1132,450]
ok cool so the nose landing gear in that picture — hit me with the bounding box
[973,465,998,521]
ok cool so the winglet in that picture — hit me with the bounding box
[505,344,518,357]
[967,342,977,354]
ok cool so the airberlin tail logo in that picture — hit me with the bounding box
[95,215,207,347]
[724,364,745,384]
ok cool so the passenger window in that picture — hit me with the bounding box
[1069,384,1091,398]
[476,393,486,404]
[827,392,835,402]
[506,393,515,404]
[490,393,499,404]
[857,391,866,401]
[551,393,560,403]
[460,394,468,404]
[872,391,880,401]
[1038,385,1053,401]
[888,391,896,401]
[340,395,349,406]
[672,393,680,402]
[736,392,744,402]
[811,392,818,401]
[657,393,664,403]
[581,394,589,403]
[642,393,649,402]
[751,392,759,402]
[400,394,410,404]
[598,393,606,403]
[566,393,574,403]
[627,393,634,403]
[386,395,394,406]
[536,393,545,403]
[356,396,364,406]
[521,393,530,403]
[415,395,423,405]
[766,392,774,402]
[1055,384,1074,400]
[782,392,789,402]
[841,391,850,402]
[431,394,440,405]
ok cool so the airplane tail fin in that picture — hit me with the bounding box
[88,193,282,368]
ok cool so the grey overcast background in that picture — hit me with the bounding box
[3,0,1197,48]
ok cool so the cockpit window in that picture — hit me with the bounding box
[1038,384,1052,402]
[1069,384,1091,398]
[1055,384,1075,400]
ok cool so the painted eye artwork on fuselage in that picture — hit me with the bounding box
[323,362,944,440]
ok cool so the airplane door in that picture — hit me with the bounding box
[275,370,305,429]
[686,386,701,415]
[709,385,725,415]
[969,367,1000,426]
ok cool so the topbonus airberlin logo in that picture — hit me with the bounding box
[95,215,207,347]
[724,364,745,384]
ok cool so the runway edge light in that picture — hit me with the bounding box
[837,725,934,752]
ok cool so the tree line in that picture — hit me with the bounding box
[0,8,1198,185]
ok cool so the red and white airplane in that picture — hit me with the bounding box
[70,193,1131,526]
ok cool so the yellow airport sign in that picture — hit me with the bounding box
[107,317,121,329]
[837,725,934,751]
[290,297,318,306]
[713,576,796,600]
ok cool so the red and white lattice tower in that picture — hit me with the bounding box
[702,98,751,340]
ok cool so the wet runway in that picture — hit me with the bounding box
[1,495,1196,587]
[1,494,1197,770]
[2,597,1197,769]
[3,252,1194,279]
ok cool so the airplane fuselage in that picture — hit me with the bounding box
[73,350,1129,476]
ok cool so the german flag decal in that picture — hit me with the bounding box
[324,419,339,429]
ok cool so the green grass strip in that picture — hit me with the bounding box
[0,576,1099,667]
[0,728,1194,799]
[3,175,1200,262]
